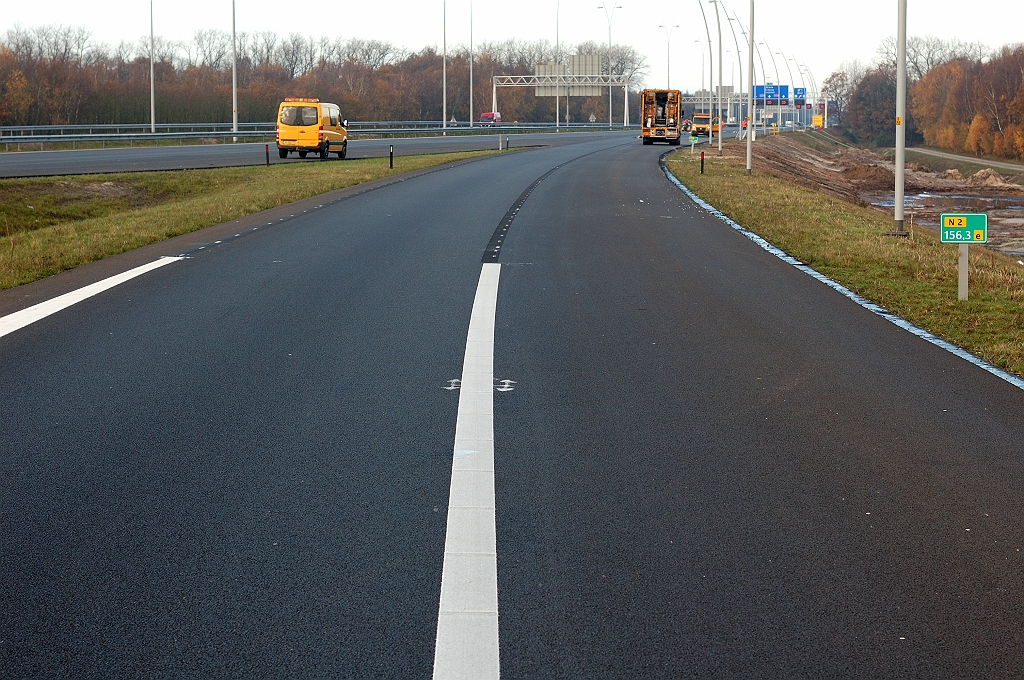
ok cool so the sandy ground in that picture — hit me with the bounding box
[726,134,1024,256]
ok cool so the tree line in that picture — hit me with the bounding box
[822,35,1024,160]
[0,24,648,127]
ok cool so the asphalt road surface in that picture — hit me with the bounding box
[0,131,632,178]
[3,131,1024,678]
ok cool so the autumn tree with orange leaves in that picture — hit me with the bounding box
[909,45,1023,159]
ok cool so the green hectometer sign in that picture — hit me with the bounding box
[940,213,987,243]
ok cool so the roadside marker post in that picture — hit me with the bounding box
[265,144,269,166]
[940,213,988,301]
[390,144,394,168]
[700,151,705,174]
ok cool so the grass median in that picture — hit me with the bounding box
[666,142,1024,378]
[0,150,499,290]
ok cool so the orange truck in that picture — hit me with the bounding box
[641,89,682,145]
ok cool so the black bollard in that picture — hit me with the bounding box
[265,144,270,166]
[700,151,705,174]
[390,144,394,169]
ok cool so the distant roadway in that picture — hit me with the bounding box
[905,146,1024,173]
[0,131,629,178]
[3,131,1023,677]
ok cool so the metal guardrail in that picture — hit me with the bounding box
[0,122,639,150]
[0,120,632,135]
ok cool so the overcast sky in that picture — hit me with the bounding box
[2,1,1022,97]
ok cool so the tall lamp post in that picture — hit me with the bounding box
[776,51,795,129]
[695,40,706,115]
[746,0,754,172]
[597,3,622,128]
[726,49,734,124]
[696,1,714,147]
[733,10,763,133]
[469,0,474,128]
[800,63,817,128]
[659,24,679,88]
[760,41,779,131]
[231,0,237,141]
[149,0,155,133]
[726,11,745,133]
[442,0,447,135]
[892,0,908,236]
[556,0,560,130]
[791,58,805,127]
[709,0,724,155]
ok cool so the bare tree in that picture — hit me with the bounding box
[193,29,230,70]
[251,31,278,68]
[343,38,404,70]
[136,34,182,65]
[277,33,316,77]
[876,35,989,80]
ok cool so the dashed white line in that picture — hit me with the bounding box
[433,262,501,680]
[0,256,182,340]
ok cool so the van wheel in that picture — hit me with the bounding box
[340,142,347,159]
[299,150,308,158]
[278,148,288,159]
[319,142,329,160]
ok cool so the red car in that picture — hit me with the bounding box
[479,112,502,126]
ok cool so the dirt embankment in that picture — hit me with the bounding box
[728,135,1024,255]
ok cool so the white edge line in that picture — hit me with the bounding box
[0,256,183,340]
[433,262,501,680]
[659,157,1024,392]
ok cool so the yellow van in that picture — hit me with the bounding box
[691,113,722,137]
[276,98,348,159]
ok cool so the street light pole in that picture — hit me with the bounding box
[442,0,447,135]
[556,0,560,130]
[801,63,817,127]
[752,38,767,132]
[696,1,714,147]
[710,0,724,155]
[231,0,237,141]
[598,3,622,128]
[791,59,805,127]
[726,49,734,124]
[659,24,678,88]
[695,40,705,111]
[760,41,779,131]
[149,0,155,133]
[470,0,474,128]
[746,0,754,173]
[777,51,795,129]
[726,11,745,134]
[892,0,908,235]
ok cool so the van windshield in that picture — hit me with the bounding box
[279,106,319,126]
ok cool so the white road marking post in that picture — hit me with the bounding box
[433,263,501,680]
[0,257,183,340]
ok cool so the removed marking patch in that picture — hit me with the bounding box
[434,262,501,680]
[0,256,182,340]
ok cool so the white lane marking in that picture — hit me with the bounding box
[659,156,1024,392]
[434,263,501,680]
[0,256,183,340]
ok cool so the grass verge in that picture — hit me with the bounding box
[666,142,1024,378]
[0,150,498,290]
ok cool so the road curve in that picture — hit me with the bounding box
[0,131,631,178]
[2,131,1024,677]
